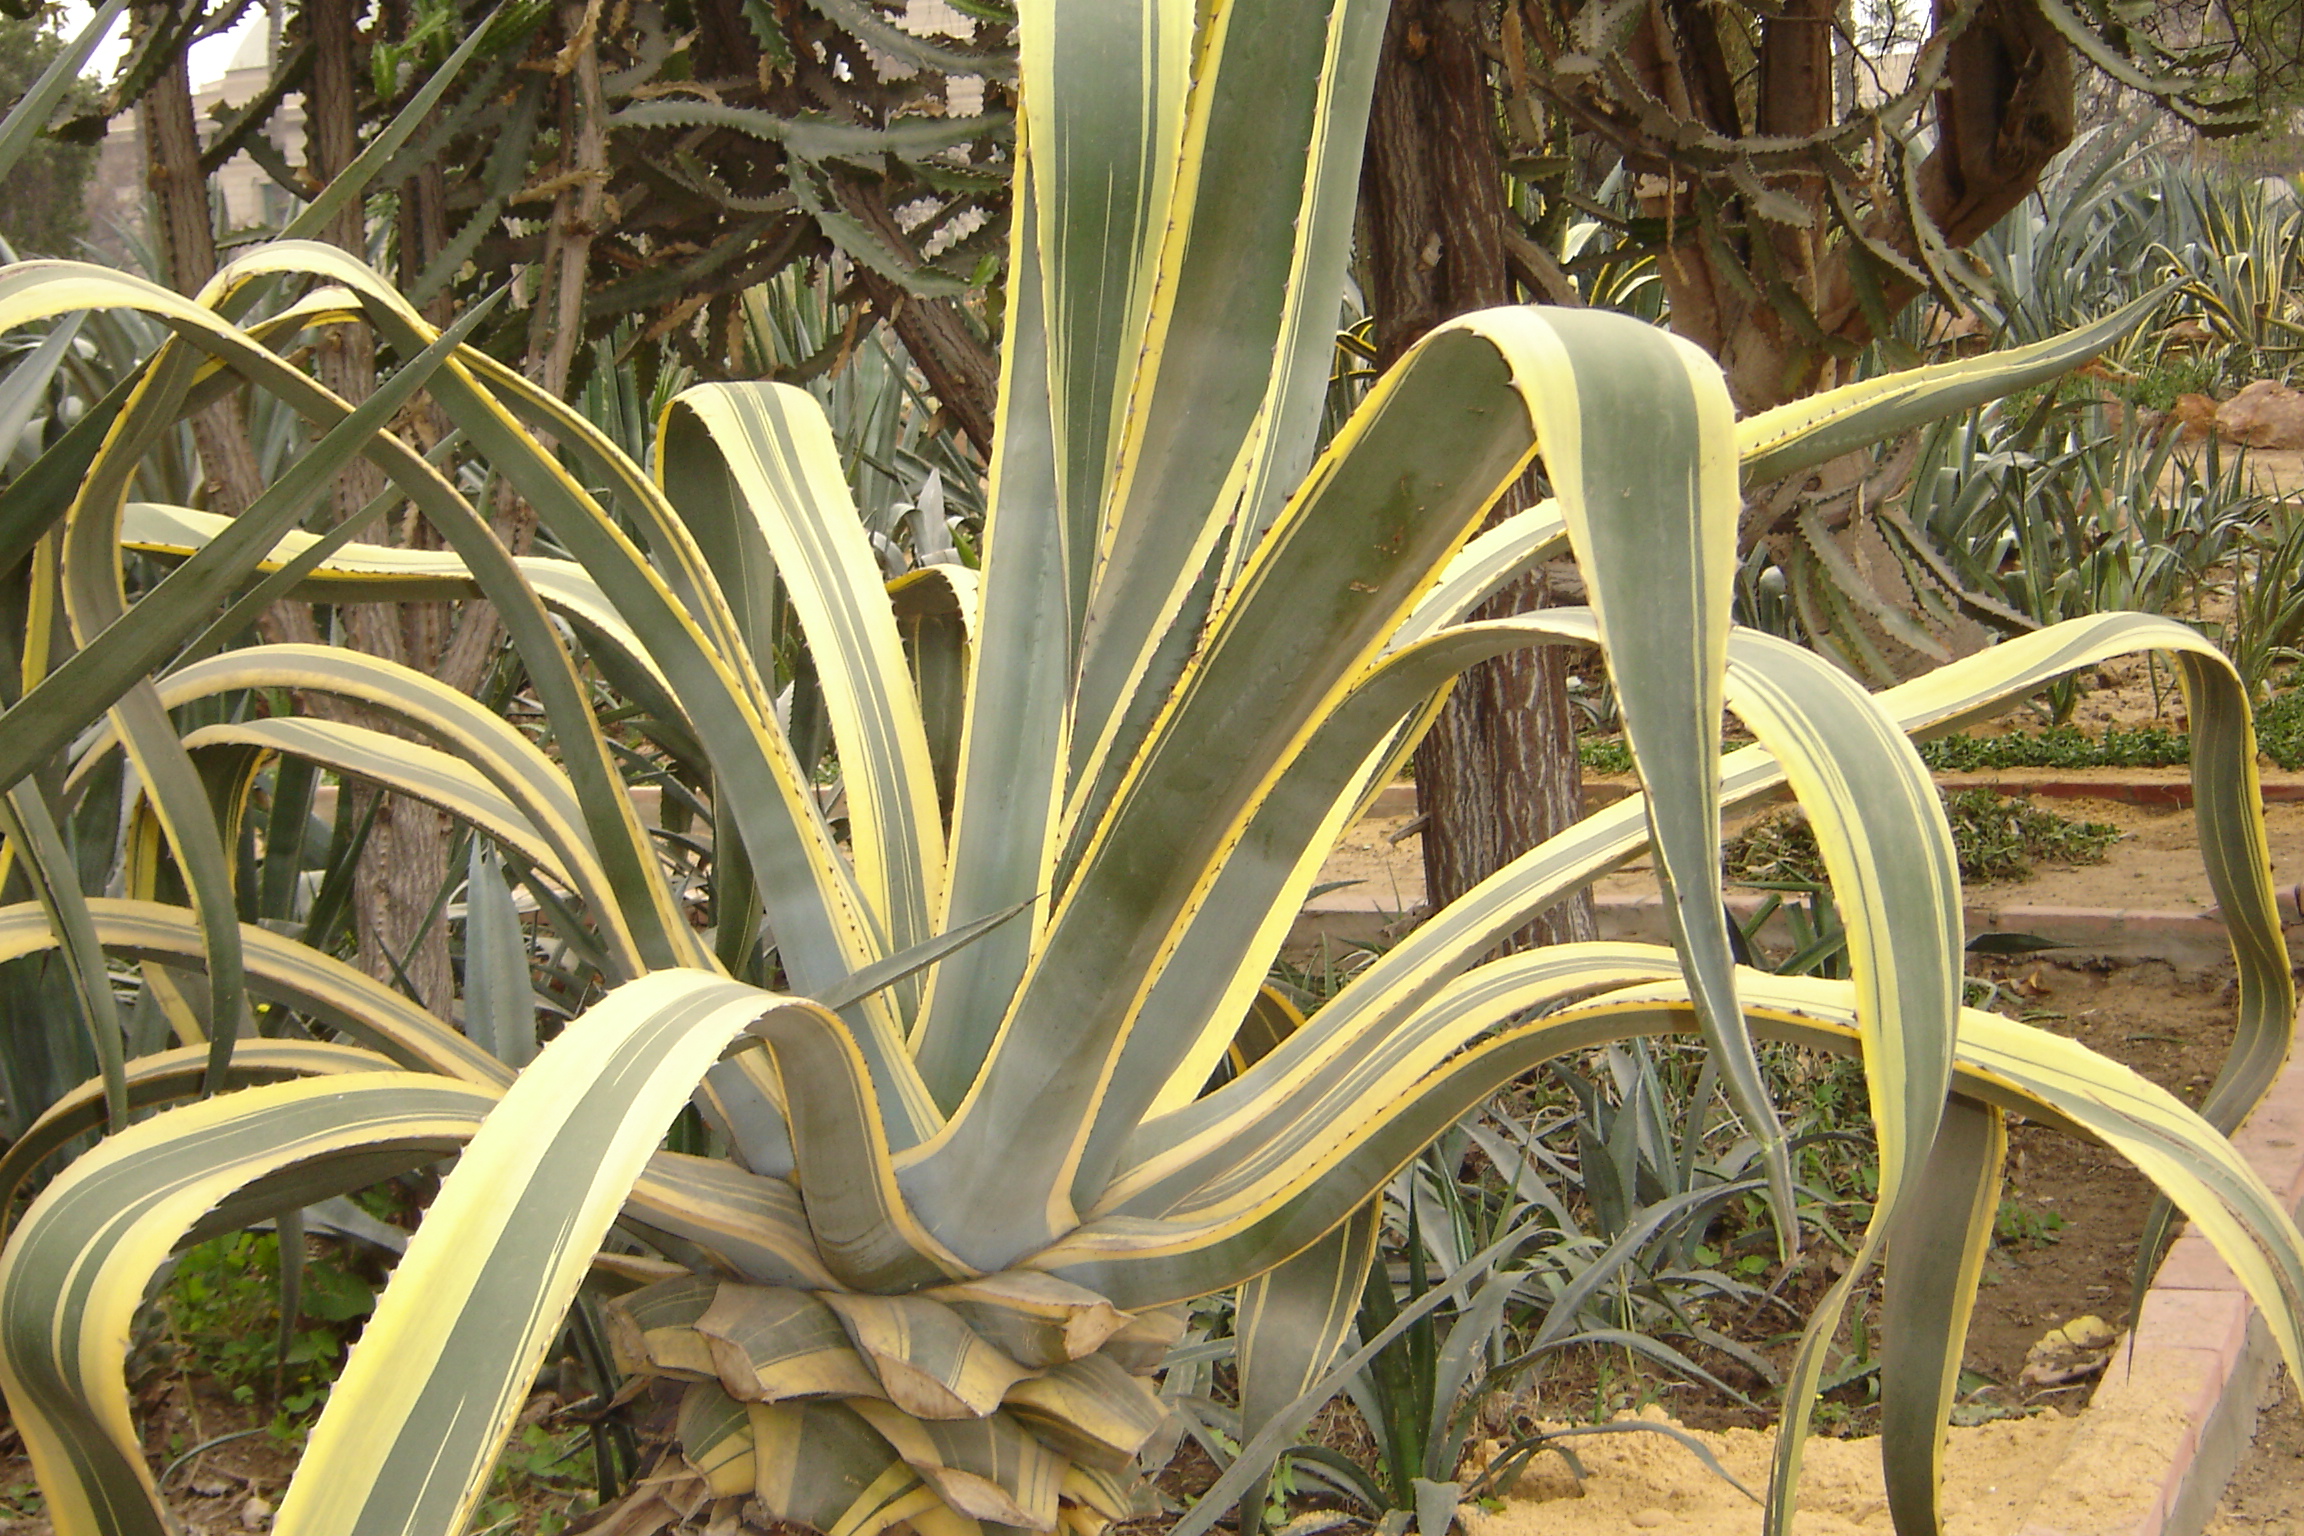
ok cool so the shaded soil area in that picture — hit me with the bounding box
[2208,1368,2304,1533]
[1960,958,2237,1398]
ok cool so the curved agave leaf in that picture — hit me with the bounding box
[116,502,670,694]
[0,971,869,1536]
[1227,612,2284,1207]
[660,385,948,998]
[744,998,975,1292]
[0,1075,489,1536]
[0,899,509,1086]
[1879,1095,2004,1536]
[0,1041,407,1232]
[278,971,779,1536]
[179,717,580,893]
[1736,286,2169,485]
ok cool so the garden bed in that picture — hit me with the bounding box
[1291,785,2304,1536]
[0,788,2289,1536]
[1444,962,2303,1536]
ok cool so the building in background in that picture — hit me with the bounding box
[83,24,303,269]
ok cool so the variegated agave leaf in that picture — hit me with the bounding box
[0,2,2299,1536]
[599,1274,1174,1536]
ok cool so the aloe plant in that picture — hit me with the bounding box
[0,5,2300,1536]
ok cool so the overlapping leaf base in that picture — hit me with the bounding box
[596,1274,1181,1536]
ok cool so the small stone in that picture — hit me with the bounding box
[188,1472,232,1497]
[1630,1512,1669,1530]
[239,1495,272,1530]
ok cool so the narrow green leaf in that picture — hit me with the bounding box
[462,841,536,1069]
[0,0,126,185]
[0,784,126,1131]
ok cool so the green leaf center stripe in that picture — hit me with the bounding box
[912,153,1069,1104]
[0,1081,485,1536]
[1514,308,1791,1242]
[1017,0,1193,647]
[662,387,947,969]
[1062,0,1386,814]
[1720,631,1960,1216]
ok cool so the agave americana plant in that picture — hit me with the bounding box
[0,5,2300,1536]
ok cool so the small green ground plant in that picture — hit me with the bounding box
[157,1232,376,1424]
[1726,791,2123,885]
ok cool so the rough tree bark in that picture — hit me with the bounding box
[1361,0,1593,951]
[136,32,271,520]
[306,0,458,1015]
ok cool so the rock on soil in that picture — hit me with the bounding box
[2214,380,2304,450]
[2175,391,2220,441]
[1463,1405,2080,1536]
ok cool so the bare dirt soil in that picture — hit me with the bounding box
[1962,957,2235,1392]
[2208,1368,2304,1533]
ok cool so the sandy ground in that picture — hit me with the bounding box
[2187,446,2304,498]
[1461,1405,2080,1536]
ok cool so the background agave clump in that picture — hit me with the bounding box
[0,5,2301,1536]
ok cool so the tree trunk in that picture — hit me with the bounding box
[1644,0,1843,413]
[1361,0,1592,951]
[305,0,457,1016]
[137,37,273,521]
